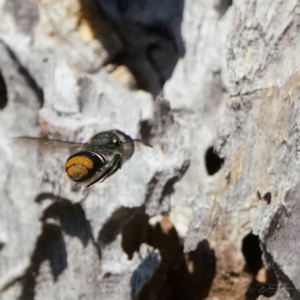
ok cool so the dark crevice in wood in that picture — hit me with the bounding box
[263,192,272,205]
[205,146,224,175]
[242,233,277,299]
[242,233,263,276]
[257,191,272,205]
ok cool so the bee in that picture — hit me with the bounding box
[15,130,150,187]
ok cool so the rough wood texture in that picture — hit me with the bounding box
[0,0,299,299]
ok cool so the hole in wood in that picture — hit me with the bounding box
[205,146,224,175]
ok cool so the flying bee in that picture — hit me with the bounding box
[15,130,151,187]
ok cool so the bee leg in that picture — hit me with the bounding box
[86,155,122,187]
[99,154,122,182]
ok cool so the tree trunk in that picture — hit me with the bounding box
[0,0,299,299]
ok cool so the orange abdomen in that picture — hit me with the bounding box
[65,151,105,182]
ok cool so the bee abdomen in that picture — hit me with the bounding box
[65,151,105,182]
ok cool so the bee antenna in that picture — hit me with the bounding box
[132,139,153,148]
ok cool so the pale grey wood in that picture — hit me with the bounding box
[0,0,299,299]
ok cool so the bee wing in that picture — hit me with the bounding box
[13,137,86,154]
[73,171,104,188]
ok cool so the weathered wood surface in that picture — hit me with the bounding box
[0,0,299,299]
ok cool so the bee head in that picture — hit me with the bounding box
[89,130,134,162]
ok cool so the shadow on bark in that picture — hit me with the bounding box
[14,193,98,300]
[38,195,94,248]
[0,40,44,108]
[98,206,144,247]
[0,70,7,109]
[92,0,185,95]
[214,0,232,17]
[18,223,66,300]
[122,213,216,300]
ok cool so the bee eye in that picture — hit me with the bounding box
[112,137,120,145]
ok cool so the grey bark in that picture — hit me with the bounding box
[0,0,299,299]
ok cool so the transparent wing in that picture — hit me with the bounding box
[73,171,104,188]
[13,136,86,154]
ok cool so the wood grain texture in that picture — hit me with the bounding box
[0,0,299,299]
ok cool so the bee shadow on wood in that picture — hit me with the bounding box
[16,193,97,300]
